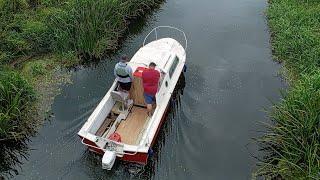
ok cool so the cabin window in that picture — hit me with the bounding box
[169,56,179,78]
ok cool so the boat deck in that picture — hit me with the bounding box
[115,106,149,145]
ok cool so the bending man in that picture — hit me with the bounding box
[142,62,160,116]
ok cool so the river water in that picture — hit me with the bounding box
[12,0,283,179]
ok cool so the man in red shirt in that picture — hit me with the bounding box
[142,62,160,116]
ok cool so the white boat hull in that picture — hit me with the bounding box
[78,30,187,167]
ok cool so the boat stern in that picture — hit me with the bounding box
[79,132,150,169]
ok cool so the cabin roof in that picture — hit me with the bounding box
[130,38,178,70]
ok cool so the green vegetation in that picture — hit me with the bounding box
[0,0,162,141]
[0,68,35,140]
[0,0,162,62]
[48,0,162,58]
[256,0,320,179]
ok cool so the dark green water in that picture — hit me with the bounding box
[11,0,283,179]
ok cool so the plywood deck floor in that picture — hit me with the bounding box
[115,106,149,145]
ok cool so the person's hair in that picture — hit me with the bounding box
[149,62,156,67]
[120,55,128,62]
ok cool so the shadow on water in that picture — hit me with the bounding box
[0,139,30,179]
[76,73,186,180]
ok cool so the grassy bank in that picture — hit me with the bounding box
[256,0,320,179]
[0,0,162,140]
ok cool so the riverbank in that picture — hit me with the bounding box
[0,0,162,174]
[256,0,320,179]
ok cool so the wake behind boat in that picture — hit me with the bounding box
[77,26,187,170]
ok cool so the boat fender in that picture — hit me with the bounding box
[108,132,121,142]
[102,150,116,170]
[148,148,154,157]
[183,65,187,72]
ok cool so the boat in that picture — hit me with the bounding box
[77,26,187,170]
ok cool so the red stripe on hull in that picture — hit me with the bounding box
[121,152,148,164]
[79,136,104,155]
[79,135,148,164]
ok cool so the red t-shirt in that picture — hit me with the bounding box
[142,69,160,95]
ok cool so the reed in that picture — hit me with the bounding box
[256,0,320,179]
[0,68,35,140]
[256,72,320,179]
[47,0,162,58]
[0,0,162,62]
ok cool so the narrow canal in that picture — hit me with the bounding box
[13,0,283,179]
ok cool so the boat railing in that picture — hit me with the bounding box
[143,26,188,52]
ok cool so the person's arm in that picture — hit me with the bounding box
[114,64,117,77]
[127,66,133,80]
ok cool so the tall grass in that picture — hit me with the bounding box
[0,68,35,140]
[267,0,320,77]
[256,0,320,179]
[48,0,162,58]
[0,0,163,63]
[0,0,53,63]
[257,72,320,179]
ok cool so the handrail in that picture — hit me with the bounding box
[143,26,188,52]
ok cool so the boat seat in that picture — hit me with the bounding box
[111,91,128,109]
[111,102,125,115]
[111,91,133,115]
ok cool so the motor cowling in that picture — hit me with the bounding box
[102,150,116,170]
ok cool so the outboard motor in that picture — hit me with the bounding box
[102,150,116,170]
